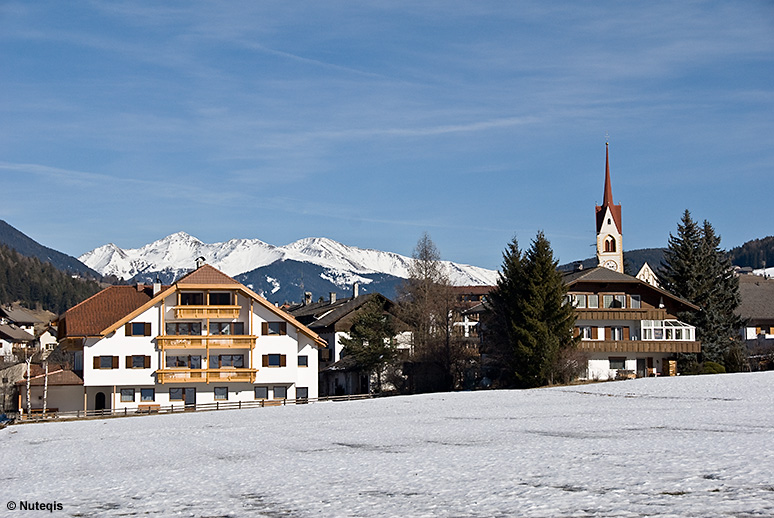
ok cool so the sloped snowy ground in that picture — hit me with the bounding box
[3,372,773,517]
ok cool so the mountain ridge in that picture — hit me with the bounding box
[79,231,499,301]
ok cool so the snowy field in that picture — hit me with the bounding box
[3,372,773,518]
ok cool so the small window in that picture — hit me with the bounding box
[609,357,626,370]
[140,388,155,402]
[180,292,204,305]
[254,386,269,400]
[209,292,232,305]
[574,295,586,308]
[630,295,641,309]
[120,388,135,402]
[262,322,287,336]
[611,327,624,340]
[128,355,150,369]
[264,354,286,367]
[96,355,118,369]
[296,387,308,400]
[603,295,614,308]
[273,386,287,399]
[214,387,228,400]
[169,388,183,401]
[580,326,593,339]
[126,322,151,336]
[614,295,626,308]
[216,354,244,368]
[298,355,308,367]
[587,295,599,308]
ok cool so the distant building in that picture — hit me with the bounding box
[736,273,774,370]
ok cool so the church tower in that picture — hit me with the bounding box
[595,143,624,273]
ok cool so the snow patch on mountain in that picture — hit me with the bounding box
[80,232,499,286]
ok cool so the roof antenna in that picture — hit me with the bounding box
[195,256,206,268]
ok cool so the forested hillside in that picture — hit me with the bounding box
[727,236,774,269]
[0,243,102,315]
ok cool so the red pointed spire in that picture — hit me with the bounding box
[595,142,622,234]
[602,142,614,208]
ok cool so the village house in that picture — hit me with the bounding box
[27,263,326,414]
[287,287,411,396]
[0,305,45,364]
[736,273,774,370]
[568,143,700,379]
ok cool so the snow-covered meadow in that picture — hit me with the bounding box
[3,372,773,517]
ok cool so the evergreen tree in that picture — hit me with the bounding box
[660,211,745,369]
[661,210,703,302]
[339,297,398,393]
[486,232,577,388]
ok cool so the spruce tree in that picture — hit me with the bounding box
[661,211,745,369]
[486,232,577,388]
[339,297,398,393]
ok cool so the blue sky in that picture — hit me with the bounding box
[1,1,772,270]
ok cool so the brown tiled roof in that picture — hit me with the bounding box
[176,264,241,286]
[59,285,157,338]
[737,275,774,322]
[17,364,83,386]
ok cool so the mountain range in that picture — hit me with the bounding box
[78,232,499,302]
[2,219,772,307]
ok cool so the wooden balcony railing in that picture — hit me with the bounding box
[156,368,258,384]
[573,308,669,321]
[172,305,241,319]
[578,339,701,354]
[156,335,256,350]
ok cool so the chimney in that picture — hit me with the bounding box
[304,292,312,305]
[329,292,337,304]
[353,282,359,298]
[195,256,206,268]
[153,277,162,296]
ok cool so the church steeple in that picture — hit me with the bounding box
[595,142,624,272]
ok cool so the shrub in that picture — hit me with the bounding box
[700,361,726,375]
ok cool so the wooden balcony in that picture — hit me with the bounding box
[172,305,241,319]
[156,368,258,384]
[578,339,701,354]
[156,335,257,350]
[574,308,669,321]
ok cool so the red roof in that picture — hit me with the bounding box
[58,285,158,338]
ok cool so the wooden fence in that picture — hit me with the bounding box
[12,393,375,423]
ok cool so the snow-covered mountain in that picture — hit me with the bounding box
[80,232,498,300]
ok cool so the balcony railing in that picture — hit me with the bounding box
[156,368,258,384]
[172,305,241,319]
[578,339,701,354]
[156,335,257,350]
[574,308,669,321]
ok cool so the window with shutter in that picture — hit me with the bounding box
[262,322,287,335]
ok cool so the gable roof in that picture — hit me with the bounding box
[564,266,699,310]
[0,305,45,325]
[58,284,159,338]
[0,323,35,342]
[737,275,774,322]
[175,264,242,287]
[58,265,326,347]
